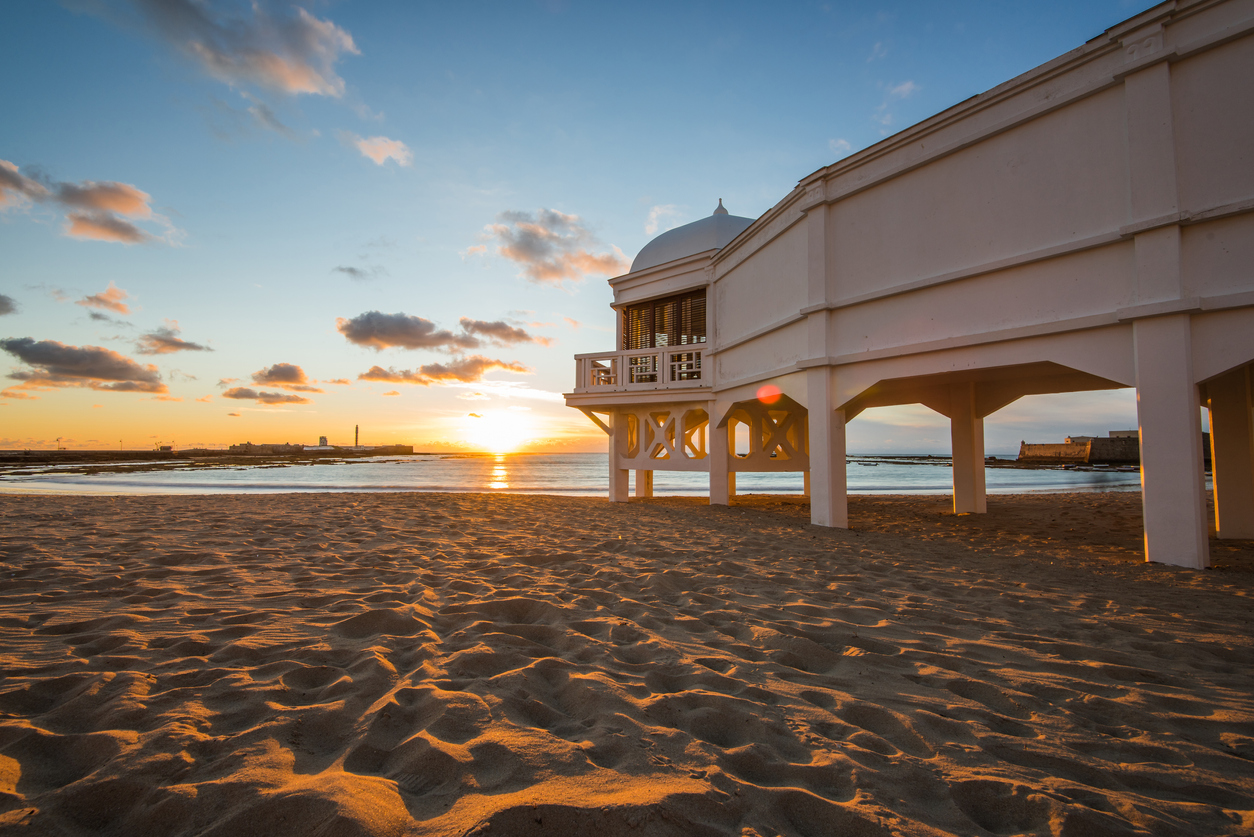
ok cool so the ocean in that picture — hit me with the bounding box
[0,452,1146,496]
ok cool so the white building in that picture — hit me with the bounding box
[566,0,1254,569]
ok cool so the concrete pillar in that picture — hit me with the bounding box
[709,402,731,505]
[1207,366,1254,539]
[807,366,847,527]
[608,411,630,503]
[634,470,654,499]
[950,382,987,514]
[1134,315,1209,567]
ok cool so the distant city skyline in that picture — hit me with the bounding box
[2,0,1159,453]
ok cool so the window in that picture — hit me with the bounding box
[622,290,706,350]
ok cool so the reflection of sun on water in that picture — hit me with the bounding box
[489,454,509,490]
[464,411,532,454]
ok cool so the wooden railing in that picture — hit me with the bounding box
[573,348,706,392]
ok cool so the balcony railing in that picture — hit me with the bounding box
[573,347,707,392]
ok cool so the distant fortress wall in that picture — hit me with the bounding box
[1018,438,1141,464]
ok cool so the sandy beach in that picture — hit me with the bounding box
[1,491,1252,836]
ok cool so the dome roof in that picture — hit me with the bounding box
[630,200,754,273]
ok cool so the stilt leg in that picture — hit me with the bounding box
[1208,366,1254,539]
[950,382,988,514]
[1135,315,1209,567]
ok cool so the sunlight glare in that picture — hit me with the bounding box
[464,411,533,454]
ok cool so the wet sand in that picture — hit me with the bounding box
[0,491,1251,836]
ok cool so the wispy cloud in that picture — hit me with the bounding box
[0,337,167,393]
[382,390,400,396]
[76,281,132,315]
[0,294,16,316]
[332,264,387,281]
[351,134,412,166]
[644,204,682,236]
[829,138,852,156]
[480,209,628,284]
[868,41,888,61]
[128,0,359,97]
[136,320,212,355]
[359,356,530,386]
[887,80,919,99]
[1,159,176,244]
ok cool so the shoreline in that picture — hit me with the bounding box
[1,491,1251,835]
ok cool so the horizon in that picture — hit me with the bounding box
[2,1,1164,454]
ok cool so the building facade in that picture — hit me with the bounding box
[566,0,1254,569]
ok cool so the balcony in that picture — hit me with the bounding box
[573,347,707,393]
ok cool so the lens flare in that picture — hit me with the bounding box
[756,384,782,405]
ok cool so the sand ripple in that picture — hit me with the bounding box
[0,492,1252,836]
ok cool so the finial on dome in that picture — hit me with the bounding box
[713,198,728,216]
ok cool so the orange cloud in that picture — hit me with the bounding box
[76,282,132,315]
[136,2,359,97]
[353,135,412,166]
[0,337,167,394]
[358,356,530,386]
[66,213,152,244]
[222,387,310,405]
[483,209,628,284]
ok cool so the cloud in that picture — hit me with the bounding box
[458,318,552,347]
[136,321,212,355]
[66,213,153,243]
[481,209,628,284]
[0,160,49,207]
[1,388,38,400]
[56,180,152,218]
[563,316,582,329]
[868,41,888,62]
[382,390,400,396]
[644,204,682,236]
[1,159,173,244]
[130,0,358,96]
[352,135,412,166]
[0,294,16,316]
[152,395,182,402]
[358,356,530,386]
[250,362,322,392]
[829,138,852,156]
[324,378,351,385]
[222,387,311,405]
[887,80,919,99]
[457,391,490,401]
[0,337,167,393]
[227,412,241,417]
[333,265,386,281]
[76,281,132,314]
[337,311,481,352]
[196,395,213,403]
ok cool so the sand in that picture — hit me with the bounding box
[0,491,1251,837]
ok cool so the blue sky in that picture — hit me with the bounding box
[1,0,1159,453]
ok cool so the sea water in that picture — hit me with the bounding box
[0,452,1145,496]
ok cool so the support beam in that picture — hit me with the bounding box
[1207,366,1254,539]
[950,382,987,514]
[803,471,811,497]
[608,411,630,503]
[634,470,654,499]
[709,401,731,505]
[807,367,847,527]
[1134,315,1209,567]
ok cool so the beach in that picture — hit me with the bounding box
[1,491,1252,836]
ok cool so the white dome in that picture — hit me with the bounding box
[630,200,755,273]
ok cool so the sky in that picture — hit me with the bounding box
[1,0,1163,454]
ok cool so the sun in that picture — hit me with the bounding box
[463,410,533,453]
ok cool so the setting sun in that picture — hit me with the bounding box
[462,410,534,453]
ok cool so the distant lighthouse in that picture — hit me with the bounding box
[355,424,359,448]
